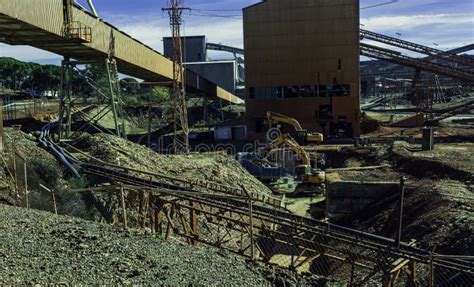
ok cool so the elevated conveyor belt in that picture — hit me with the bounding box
[206,43,244,55]
[361,29,474,68]
[360,43,474,82]
[0,0,242,104]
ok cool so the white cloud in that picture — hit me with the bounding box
[361,13,474,32]
[0,44,62,64]
[2,8,472,64]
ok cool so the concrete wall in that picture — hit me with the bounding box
[243,0,361,139]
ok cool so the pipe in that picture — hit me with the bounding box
[86,0,98,16]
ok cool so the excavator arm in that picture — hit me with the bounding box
[268,134,311,166]
[266,111,324,143]
[266,111,304,131]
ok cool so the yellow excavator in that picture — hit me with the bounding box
[266,111,324,143]
[268,133,326,193]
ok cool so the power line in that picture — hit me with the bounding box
[191,9,242,19]
[194,9,242,12]
[361,0,399,10]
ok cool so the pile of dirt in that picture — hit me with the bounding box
[0,163,14,205]
[73,133,272,195]
[0,204,269,285]
[335,167,403,182]
[336,179,472,255]
[392,141,473,180]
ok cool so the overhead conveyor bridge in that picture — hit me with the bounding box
[360,29,474,68]
[360,43,474,82]
[0,0,243,104]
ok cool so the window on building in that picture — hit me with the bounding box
[299,85,314,97]
[275,87,284,99]
[283,86,298,98]
[248,87,255,99]
[319,104,333,120]
[318,85,328,97]
[255,119,266,133]
[329,84,350,97]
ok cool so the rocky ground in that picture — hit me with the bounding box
[0,204,270,285]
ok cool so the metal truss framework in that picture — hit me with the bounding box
[163,0,190,153]
[58,0,125,140]
[81,184,474,287]
[360,29,474,68]
[360,43,474,82]
[36,125,474,286]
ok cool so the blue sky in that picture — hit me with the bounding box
[1,0,473,64]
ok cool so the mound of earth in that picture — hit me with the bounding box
[335,178,473,255]
[0,204,269,285]
[392,141,474,180]
[73,133,272,195]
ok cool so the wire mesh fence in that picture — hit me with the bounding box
[1,97,59,121]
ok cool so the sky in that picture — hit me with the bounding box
[0,0,473,65]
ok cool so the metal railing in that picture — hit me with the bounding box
[65,21,92,43]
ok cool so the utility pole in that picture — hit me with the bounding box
[396,176,406,250]
[162,0,190,154]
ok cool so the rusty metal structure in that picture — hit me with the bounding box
[64,182,474,286]
[0,0,242,141]
[360,29,474,69]
[163,0,191,153]
[33,122,474,286]
[360,43,474,83]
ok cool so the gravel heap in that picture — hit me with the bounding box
[0,204,269,285]
[73,133,272,195]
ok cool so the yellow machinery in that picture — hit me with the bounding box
[266,111,324,143]
[268,134,325,192]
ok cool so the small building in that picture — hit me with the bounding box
[243,0,361,139]
[186,61,240,95]
[163,35,207,63]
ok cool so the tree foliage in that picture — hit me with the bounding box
[0,57,171,104]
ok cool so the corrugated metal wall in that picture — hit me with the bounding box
[187,62,236,94]
[164,36,207,63]
[73,8,174,80]
[0,0,64,36]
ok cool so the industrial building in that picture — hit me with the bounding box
[163,36,242,95]
[163,35,207,63]
[243,0,361,139]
